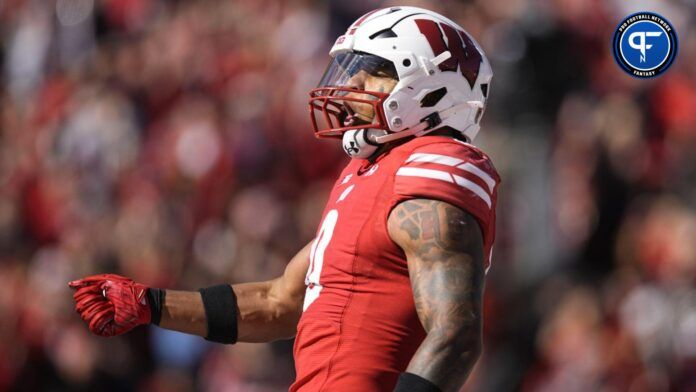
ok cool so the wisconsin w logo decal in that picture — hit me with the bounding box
[415,19,482,88]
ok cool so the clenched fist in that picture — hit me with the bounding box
[68,274,152,336]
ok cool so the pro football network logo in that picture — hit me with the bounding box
[612,12,678,78]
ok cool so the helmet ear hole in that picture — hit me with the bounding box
[474,107,483,123]
[420,87,447,108]
[370,29,398,39]
[402,59,412,67]
[481,83,489,98]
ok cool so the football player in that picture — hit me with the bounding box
[69,7,499,392]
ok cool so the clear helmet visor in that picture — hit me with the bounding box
[317,52,399,91]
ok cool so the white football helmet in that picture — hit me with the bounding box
[309,6,493,157]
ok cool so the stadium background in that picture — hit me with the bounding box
[0,0,694,391]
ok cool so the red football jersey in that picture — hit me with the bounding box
[290,135,500,391]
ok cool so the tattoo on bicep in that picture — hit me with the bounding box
[398,200,483,325]
[390,199,480,255]
[389,199,485,389]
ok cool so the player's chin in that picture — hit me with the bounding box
[340,106,374,127]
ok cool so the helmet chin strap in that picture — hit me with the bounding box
[341,129,386,159]
[341,100,483,159]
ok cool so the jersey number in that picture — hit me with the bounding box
[303,209,338,311]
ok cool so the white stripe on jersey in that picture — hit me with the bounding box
[405,153,464,166]
[452,174,492,208]
[396,167,454,182]
[456,162,496,193]
[395,167,492,209]
[405,153,496,193]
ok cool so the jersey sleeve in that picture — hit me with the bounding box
[391,141,500,268]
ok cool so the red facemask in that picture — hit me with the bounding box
[309,52,398,138]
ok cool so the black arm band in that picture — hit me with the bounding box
[146,288,165,326]
[198,284,238,344]
[394,372,442,392]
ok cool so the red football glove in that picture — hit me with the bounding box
[68,274,151,337]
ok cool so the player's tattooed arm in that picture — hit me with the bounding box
[388,199,484,392]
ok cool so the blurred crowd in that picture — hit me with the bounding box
[0,0,694,391]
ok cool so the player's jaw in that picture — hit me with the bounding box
[340,74,397,127]
[339,103,373,127]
